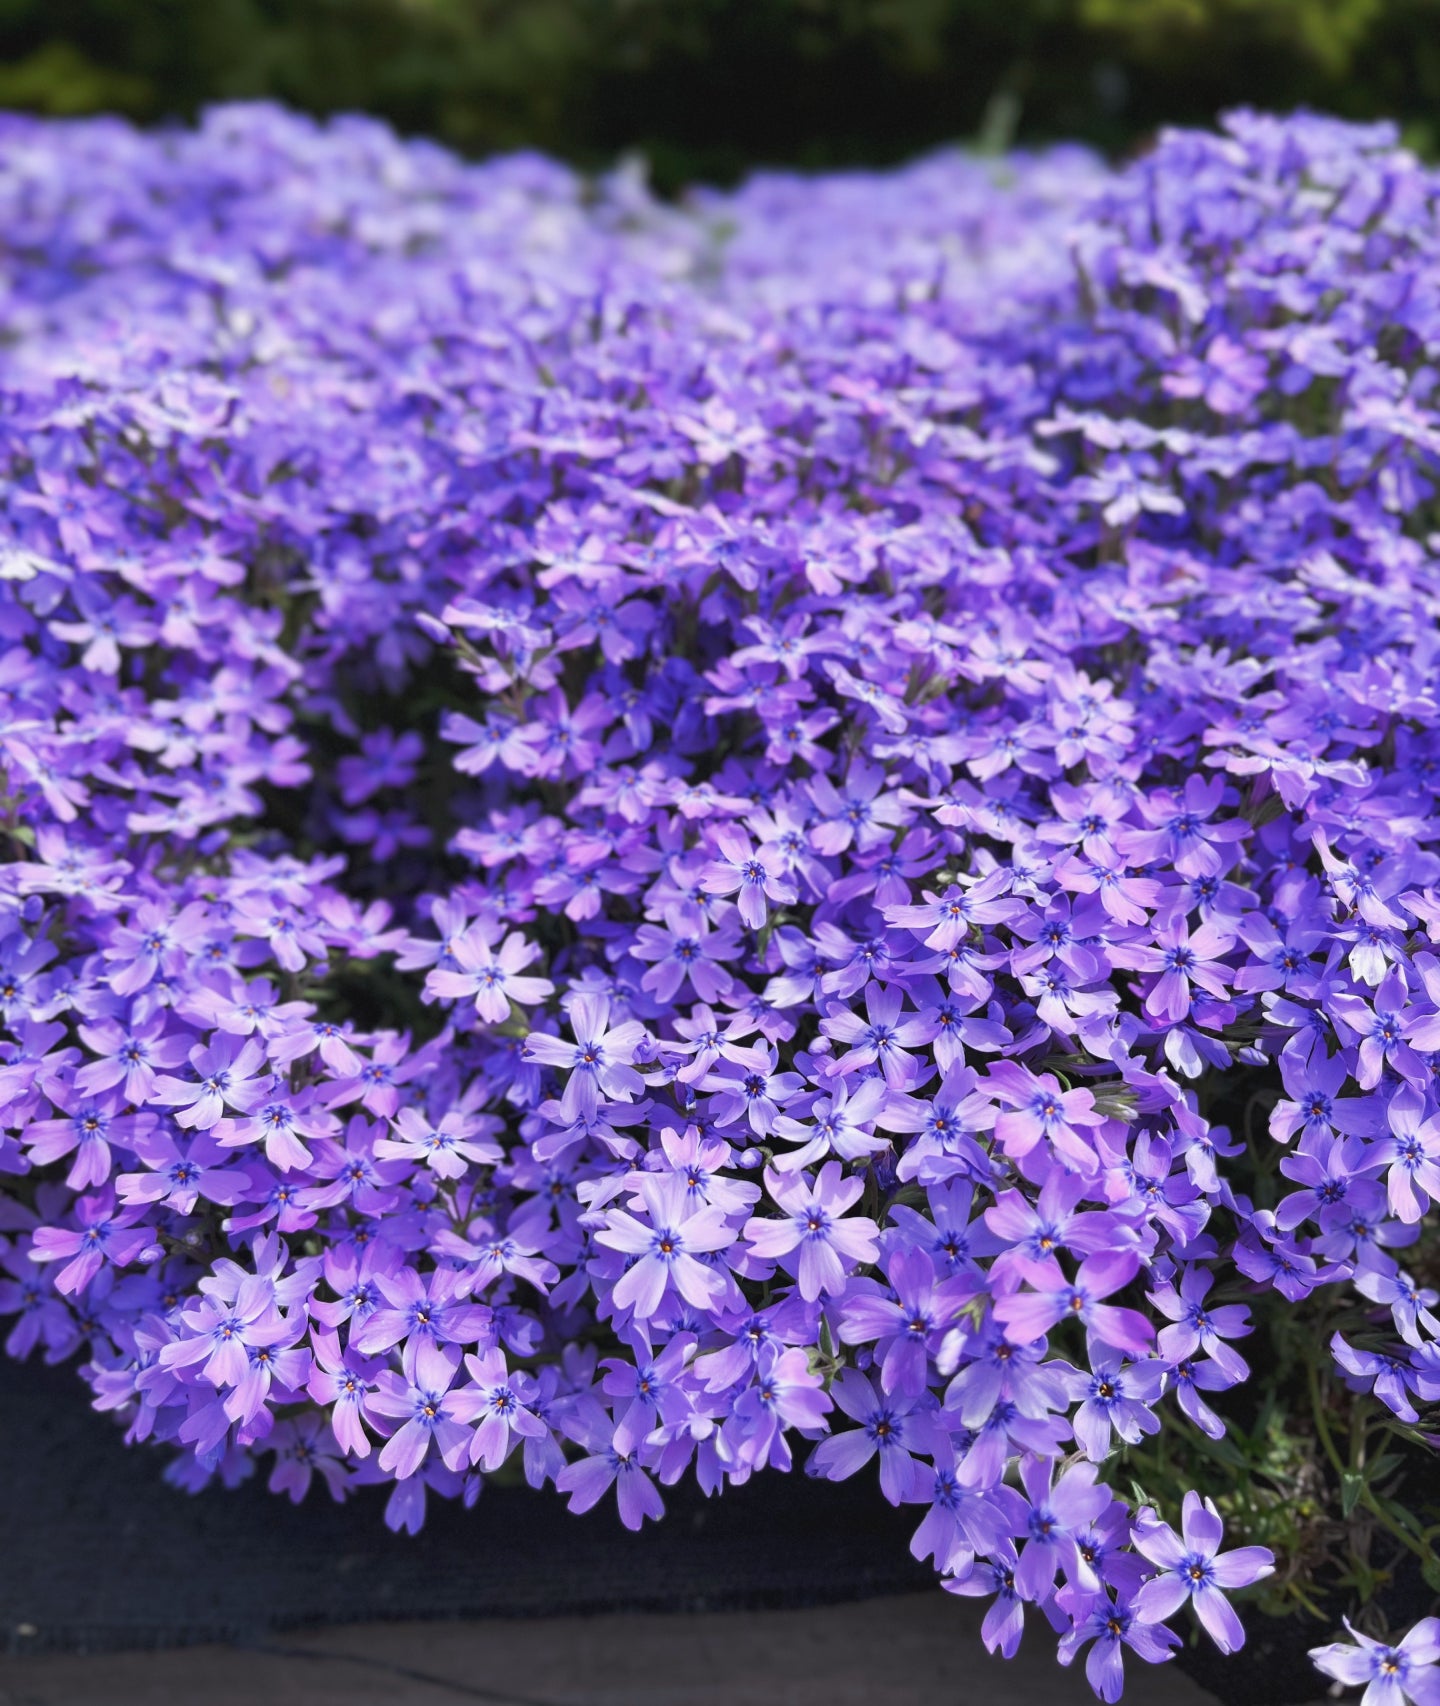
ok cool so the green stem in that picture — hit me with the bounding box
[1309,1359,1433,1565]
[1307,1357,1348,1482]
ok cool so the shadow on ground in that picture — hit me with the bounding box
[0,1352,936,1653]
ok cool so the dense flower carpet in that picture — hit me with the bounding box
[2,103,1439,1701]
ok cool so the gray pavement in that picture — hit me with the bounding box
[0,1593,1231,1706]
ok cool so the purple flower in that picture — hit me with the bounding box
[807,762,905,857]
[593,1171,735,1317]
[993,1250,1155,1358]
[722,1345,832,1473]
[215,1082,340,1172]
[24,1089,142,1190]
[839,1244,976,1397]
[1149,1265,1252,1381]
[373,1106,502,1179]
[807,1369,935,1505]
[1058,1595,1179,1704]
[158,1274,292,1389]
[984,1171,1128,1285]
[522,994,647,1121]
[771,1073,893,1171]
[741,1161,880,1301]
[1117,776,1248,881]
[75,1012,188,1103]
[602,1335,697,1456]
[1114,913,1235,1026]
[1067,1356,1165,1460]
[367,1340,472,1479]
[1169,1353,1237,1439]
[0,1244,71,1360]
[102,902,211,995]
[1010,1455,1111,1598]
[631,907,741,1005]
[700,826,797,931]
[117,1127,246,1215]
[1330,971,1427,1091]
[943,1544,1028,1657]
[453,1348,547,1470]
[267,1412,350,1504]
[820,983,934,1090]
[1330,1332,1426,1423]
[905,1431,1008,1576]
[1132,1492,1274,1652]
[1372,1088,1440,1224]
[556,1444,665,1530]
[987,1062,1108,1175]
[30,1190,151,1294]
[307,1327,378,1457]
[1354,1257,1440,1348]
[697,1039,806,1136]
[1275,1134,1380,1235]
[885,873,1022,949]
[350,1266,490,1360]
[425,927,554,1023]
[1310,1618,1440,1706]
[151,1035,268,1130]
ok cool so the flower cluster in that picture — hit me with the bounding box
[5,101,1440,1696]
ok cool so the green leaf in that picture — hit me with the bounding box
[1377,1497,1426,1540]
[1340,1471,1364,1517]
[1193,1433,1248,1471]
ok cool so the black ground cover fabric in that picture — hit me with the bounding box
[0,1354,933,1655]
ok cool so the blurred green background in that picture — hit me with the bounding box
[0,0,1435,186]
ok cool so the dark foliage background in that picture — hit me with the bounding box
[0,0,1436,187]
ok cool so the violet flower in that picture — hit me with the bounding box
[1131,1492,1274,1652]
[1310,1618,1440,1706]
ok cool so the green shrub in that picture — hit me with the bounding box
[0,0,1437,182]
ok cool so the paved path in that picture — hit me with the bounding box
[0,1594,1231,1706]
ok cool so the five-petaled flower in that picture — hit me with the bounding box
[1131,1492,1274,1653]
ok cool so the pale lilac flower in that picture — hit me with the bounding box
[367,1340,472,1479]
[454,1348,548,1470]
[1372,1088,1440,1223]
[522,994,647,1121]
[821,983,934,1090]
[425,927,554,1023]
[373,1107,503,1179]
[742,1162,880,1301]
[1310,1618,1440,1706]
[1132,1492,1274,1652]
[722,1344,832,1473]
[593,1171,734,1317]
[700,826,797,930]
